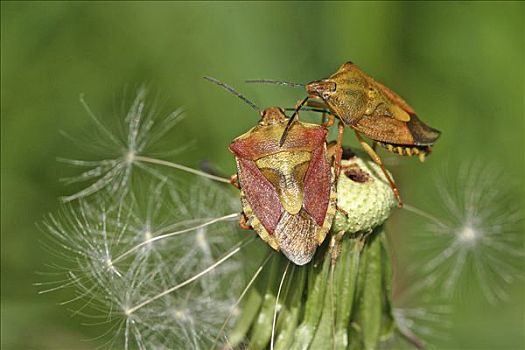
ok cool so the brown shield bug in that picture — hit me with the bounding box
[248,61,441,206]
[205,77,337,265]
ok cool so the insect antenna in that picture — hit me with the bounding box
[284,106,333,115]
[204,76,259,111]
[245,79,305,88]
[279,96,309,147]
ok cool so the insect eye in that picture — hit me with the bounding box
[306,80,336,98]
[325,81,337,93]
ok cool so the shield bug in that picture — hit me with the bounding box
[248,61,441,206]
[204,76,337,265]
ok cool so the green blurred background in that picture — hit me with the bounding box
[1,2,524,349]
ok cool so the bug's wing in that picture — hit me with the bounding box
[362,70,441,145]
[274,209,317,266]
[355,112,441,146]
[303,144,332,226]
[303,142,337,247]
[236,158,283,234]
[337,62,417,115]
[369,78,417,115]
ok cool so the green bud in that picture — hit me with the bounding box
[332,156,396,234]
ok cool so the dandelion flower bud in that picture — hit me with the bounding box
[332,155,396,234]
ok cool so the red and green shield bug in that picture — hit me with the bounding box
[205,77,337,265]
[248,61,441,206]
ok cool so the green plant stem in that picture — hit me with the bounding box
[290,249,332,350]
[248,254,286,349]
[334,236,362,349]
[360,231,383,350]
[274,266,306,350]
[229,225,403,350]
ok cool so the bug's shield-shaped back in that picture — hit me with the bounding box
[230,114,336,265]
[255,150,310,215]
[307,62,441,147]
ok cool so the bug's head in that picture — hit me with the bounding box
[305,61,355,100]
[306,79,337,101]
[259,107,287,126]
[306,62,369,123]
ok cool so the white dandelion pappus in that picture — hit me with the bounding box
[42,87,260,349]
[385,269,453,350]
[388,303,452,350]
[40,188,247,349]
[404,160,524,303]
[119,178,241,271]
[60,87,229,203]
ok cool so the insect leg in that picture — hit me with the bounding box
[354,131,403,207]
[327,138,349,219]
[327,141,337,158]
[330,230,346,265]
[322,113,335,128]
[284,98,333,118]
[229,174,240,189]
[302,98,329,110]
[334,121,345,180]
[328,135,349,219]
[336,205,349,218]
[238,213,252,230]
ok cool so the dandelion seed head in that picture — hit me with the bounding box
[42,178,245,348]
[104,257,119,274]
[232,306,240,317]
[196,228,209,251]
[390,304,452,348]
[60,87,185,202]
[407,160,524,303]
[173,309,190,321]
[382,279,453,349]
[457,223,478,245]
[44,88,255,349]
[126,150,136,165]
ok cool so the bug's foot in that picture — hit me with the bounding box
[229,174,240,189]
[336,205,349,218]
[238,213,252,230]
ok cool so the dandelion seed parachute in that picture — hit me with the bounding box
[42,180,247,349]
[406,161,524,303]
[60,87,187,202]
[385,270,453,349]
[42,87,252,348]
